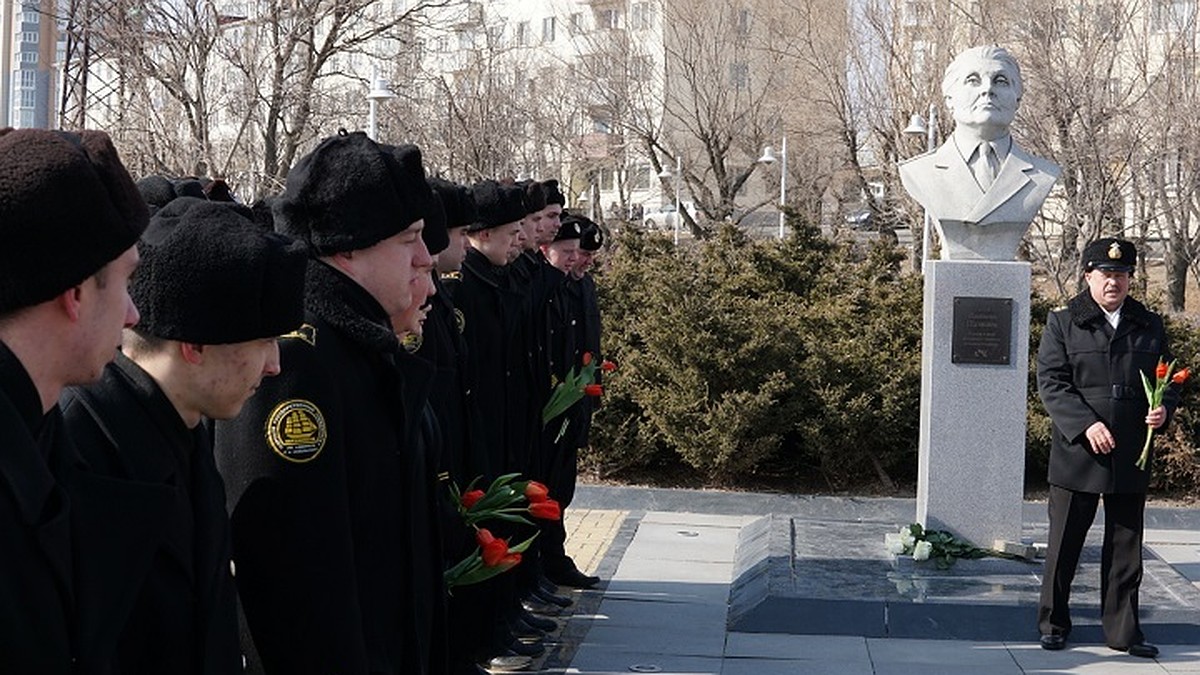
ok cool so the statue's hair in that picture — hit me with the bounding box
[941,46,1023,100]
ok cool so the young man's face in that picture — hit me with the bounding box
[470,222,523,266]
[436,227,469,274]
[520,212,543,251]
[72,245,141,385]
[190,337,281,420]
[537,205,563,245]
[507,223,528,262]
[394,270,436,337]
[339,221,432,318]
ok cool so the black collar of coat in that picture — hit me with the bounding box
[462,248,508,289]
[1068,291,1152,329]
[305,259,400,354]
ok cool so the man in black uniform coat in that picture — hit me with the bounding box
[1036,237,1173,658]
[61,198,307,675]
[213,132,443,674]
[540,215,604,589]
[0,129,146,673]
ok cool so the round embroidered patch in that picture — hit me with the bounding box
[265,399,327,463]
[401,333,423,353]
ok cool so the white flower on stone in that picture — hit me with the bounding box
[884,532,906,555]
[913,540,933,561]
[899,527,916,549]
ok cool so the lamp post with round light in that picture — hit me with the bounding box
[903,104,938,268]
[366,73,397,141]
[757,136,787,239]
[657,155,682,246]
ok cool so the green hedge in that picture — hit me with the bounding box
[584,220,1200,495]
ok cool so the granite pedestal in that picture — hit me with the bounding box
[917,260,1029,549]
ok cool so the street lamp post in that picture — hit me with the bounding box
[657,155,682,246]
[903,104,938,268]
[366,72,397,141]
[757,136,788,239]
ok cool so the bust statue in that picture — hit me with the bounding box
[899,46,1060,261]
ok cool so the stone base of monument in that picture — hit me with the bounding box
[917,260,1029,550]
[727,514,1200,642]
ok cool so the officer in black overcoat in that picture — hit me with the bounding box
[0,129,147,673]
[213,132,443,674]
[1036,237,1174,658]
[61,198,306,675]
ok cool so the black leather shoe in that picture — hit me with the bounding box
[507,618,544,642]
[533,585,573,608]
[1113,643,1159,658]
[546,566,600,589]
[504,638,544,658]
[518,608,557,632]
[479,654,532,672]
[1040,634,1066,651]
[522,597,562,617]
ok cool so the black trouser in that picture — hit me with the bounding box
[1038,485,1146,648]
[540,442,580,572]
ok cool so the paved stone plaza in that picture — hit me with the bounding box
[546,485,1200,674]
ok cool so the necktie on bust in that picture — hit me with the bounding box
[971,141,1000,190]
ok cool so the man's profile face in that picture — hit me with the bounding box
[945,54,1019,133]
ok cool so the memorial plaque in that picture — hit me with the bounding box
[951,297,1012,365]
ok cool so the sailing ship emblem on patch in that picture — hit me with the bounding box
[1107,242,1122,259]
[454,308,466,334]
[265,399,327,463]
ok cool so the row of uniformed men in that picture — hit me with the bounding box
[0,127,603,674]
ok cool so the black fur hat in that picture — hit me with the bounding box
[542,179,565,206]
[132,197,307,344]
[521,179,547,214]
[422,188,450,256]
[428,177,476,230]
[274,131,430,255]
[468,180,527,232]
[0,129,147,314]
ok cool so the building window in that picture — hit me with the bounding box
[516,21,529,46]
[631,55,653,80]
[21,10,38,24]
[901,0,930,27]
[19,51,37,64]
[597,8,619,29]
[569,12,582,35]
[542,16,556,42]
[456,29,473,50]
[21,31,38,44]
[729,62,748,89]
[18,109,34,127]
[19,69,35,87]
[631,165,651,190]
[734,8,751,34]
[1152,0,1196,31]
[19,89,36,108]
[487,24,503,46]
[598,168,614,190]
[631,2,653,30]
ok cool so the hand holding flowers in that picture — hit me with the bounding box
[1137,359,1189,471]
[542,352,614,443]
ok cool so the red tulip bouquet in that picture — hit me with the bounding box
[443,474,563,591]
[1137,359,1189,471]
[542,352,615,443]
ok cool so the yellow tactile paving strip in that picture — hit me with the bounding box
[563,508,628,575]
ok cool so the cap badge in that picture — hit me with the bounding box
[1108,242,1122,260]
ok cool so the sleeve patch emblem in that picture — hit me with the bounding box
[265,399,327,463]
